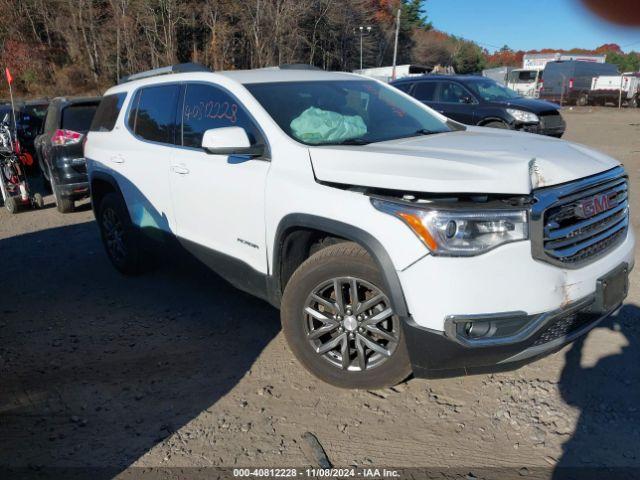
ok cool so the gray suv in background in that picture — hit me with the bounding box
[35,97,100,212]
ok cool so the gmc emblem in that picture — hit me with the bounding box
[574,193,612,219]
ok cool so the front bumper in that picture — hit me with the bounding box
[516,119,565,137]
[398,229,635,377]
[404,280,626,378]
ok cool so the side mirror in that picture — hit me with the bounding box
[462,95,474,104]
[201,126,264,157]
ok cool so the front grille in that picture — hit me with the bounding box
[532,167,629,268]
[532,312,597,346]
[539,112,563,130]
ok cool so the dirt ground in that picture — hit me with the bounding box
[1,107,639,479]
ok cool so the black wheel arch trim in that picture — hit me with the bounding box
[89,169,124,215]
[477,116,513,128]
[271,213,409,318]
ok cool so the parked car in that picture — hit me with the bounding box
[35,96,100,212]
[392,75,565,137]
[539,60,619,106]
[86,64,633,389]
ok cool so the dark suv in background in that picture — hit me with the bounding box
[35,97,100,212]
[392,75,565,138]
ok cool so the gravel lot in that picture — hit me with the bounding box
[1,107,639,478]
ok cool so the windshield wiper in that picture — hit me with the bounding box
[412,128,437,136]
[330,138,371,146]
[385,128,439,141]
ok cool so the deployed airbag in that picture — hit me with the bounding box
[290,107,367,144]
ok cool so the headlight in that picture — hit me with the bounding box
[506,108,539,123]
[372,199,528,256]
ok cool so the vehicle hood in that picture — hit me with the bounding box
[309,127,620,194]
[490,96,560,113]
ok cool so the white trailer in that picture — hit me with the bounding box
[590,74,640,107]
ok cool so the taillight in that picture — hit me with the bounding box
[51,129,83,146]
[568,78,574,89]
[539,80,544,92]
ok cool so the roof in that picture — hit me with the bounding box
[391,75,486,83]
[104,66,371,96]
[50,96,102,104]
[218,67,362,84]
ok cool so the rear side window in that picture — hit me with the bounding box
[181,83,262,148]
[413,82,437,101]
[129,84,180,144]
[394,82,413,93]
[61,103,99,132]
[90,93,126,132]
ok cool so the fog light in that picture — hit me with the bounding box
[465,321,492,339]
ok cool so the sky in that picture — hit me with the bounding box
[425,0,640,52]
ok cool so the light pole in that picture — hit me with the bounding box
[358,26,372,70]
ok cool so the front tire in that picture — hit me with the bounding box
[281,242,411,389]
[483,120,509,129]
[97,192,146,275]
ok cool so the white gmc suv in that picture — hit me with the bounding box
[85,63,634,389]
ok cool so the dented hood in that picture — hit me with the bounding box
[309,127,620,194]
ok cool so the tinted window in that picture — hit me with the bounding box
[413,82,437,101]
[181,83,262,148]
[61,103,99,132]
[393,82,413,93]
[90,93,126,132]
[130,84,180,144]
[438,82,470,103]
[467,79,521,101]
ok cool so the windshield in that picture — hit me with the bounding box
[467,79,522,102]
[245,80,452,145]
[508,70,538,83]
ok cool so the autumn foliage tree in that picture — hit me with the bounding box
[0,0,435,97]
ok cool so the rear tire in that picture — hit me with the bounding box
[577,94,589,107]
[50,169,74,213]
[281,242,412,389]
[97,192,146,275]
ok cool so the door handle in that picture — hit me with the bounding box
[110,154,125,164]
[171,164,190,175]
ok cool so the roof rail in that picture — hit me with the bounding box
[278,63,322,71]
[118,62,212,84]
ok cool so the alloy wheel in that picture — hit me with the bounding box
[102,207,127,263]
[303,276,399,371]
